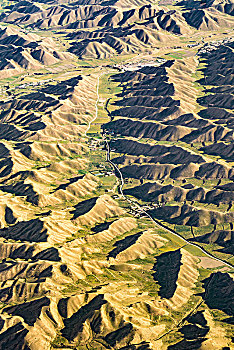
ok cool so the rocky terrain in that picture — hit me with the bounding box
[104,44,234,233]
[0,0,233,349]
[0,0,233,58]
[0,25,74,78]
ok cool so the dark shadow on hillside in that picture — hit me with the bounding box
[71,197,98,219]
[152,249,182,299]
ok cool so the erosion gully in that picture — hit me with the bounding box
[86,70,233,278]
[92,71,233,270]
[82,71,234,341]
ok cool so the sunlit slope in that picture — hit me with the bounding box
[0,0,233,59]
[103,43,234,263]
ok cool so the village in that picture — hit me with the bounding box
[114,58,167,72]
[197,36,233,55]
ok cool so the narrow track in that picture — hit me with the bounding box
[84,69,234,345]
[91,73,233,271]
[85,71,107,137]
[105,141,234,270]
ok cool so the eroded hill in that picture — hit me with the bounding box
[0,0,234,59]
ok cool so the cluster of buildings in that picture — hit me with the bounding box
[1,79,53,97]
[91,163,114,177]
[87,138,102,151]
[197,37,233,55]
[114,58,166,72]
[127,202,164,218]
[16,79,52,90]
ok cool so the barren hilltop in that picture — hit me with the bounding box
[0,0,233,348]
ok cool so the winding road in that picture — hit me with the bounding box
[91,72,234,270]
[106,141,233,269]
